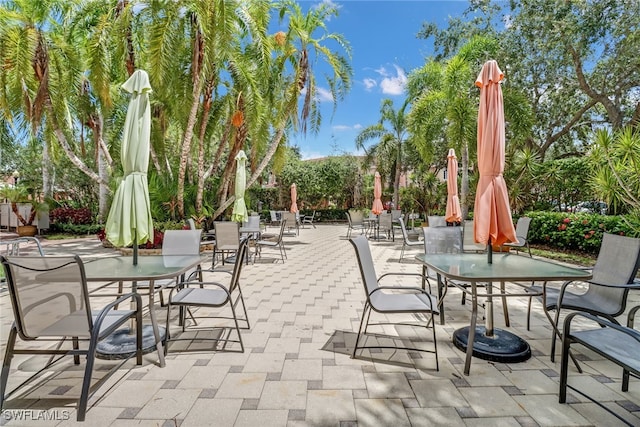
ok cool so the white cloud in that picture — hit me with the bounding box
[379,65,407,95]
[363,78,377,91]
[354,123,362,130]
[315,87,334,102]
[331,123,362,132]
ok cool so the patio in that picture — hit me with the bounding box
[1,224,639,426]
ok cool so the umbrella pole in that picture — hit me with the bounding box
[133,229,138,265]
[488,237,493,264]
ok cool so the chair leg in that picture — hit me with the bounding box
[77,337,99,421]
[0,326,17,411]
[558,330,571,403]
[352,303,371,358]
[399,243,405,263]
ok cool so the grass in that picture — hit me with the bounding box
[529,245,597,267]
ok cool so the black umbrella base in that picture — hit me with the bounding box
[452,326,531,363]
[96,325,166,360]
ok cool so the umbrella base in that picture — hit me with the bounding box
[452,326,531,363]
[96,325,166,360]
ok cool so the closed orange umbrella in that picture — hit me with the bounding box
[445,148,461,223]
[290,183,298,213]
[371,172,383,215]
[473,60,516,258]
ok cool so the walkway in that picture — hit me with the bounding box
[1,225,638,426]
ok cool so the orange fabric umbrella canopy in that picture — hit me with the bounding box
[290,183,298,213]
[371,172,384,215]
[445,148,461,223]
[473,60,516,248]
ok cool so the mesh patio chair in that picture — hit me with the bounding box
[462,220,486,253]
[213,221,244,267]
[166,238,250,353]
[0,255,143,421]
[135,229,203,306]
[378,212,394,241]
[527,233,640,362]
[560,300,640,425]
[269,210,280,227]
[346,211,366,238]
[281,211,299,236]
[501,216,532,256]
[397,218,422,263]
[349,235,440,369]
[302,210,317,228]
[255,220,287,263]
[1,236,45,257]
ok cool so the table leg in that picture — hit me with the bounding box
[464,282,479,375]
[147,280,166,368]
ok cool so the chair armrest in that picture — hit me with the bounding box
[563,311,640,345]
[378,272,425,283]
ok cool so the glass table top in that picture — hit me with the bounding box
[83,255,206,281]
[416,253,592,282]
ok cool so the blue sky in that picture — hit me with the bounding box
[281,0,471,159]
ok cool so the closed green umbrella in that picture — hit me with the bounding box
[231,150,248,223]
[105,70,154,265]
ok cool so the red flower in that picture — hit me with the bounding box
[584,234,591,239]
[97,229,106,241]
[558,224,567,231]
[563,218,571,224]
[582,219,588,225]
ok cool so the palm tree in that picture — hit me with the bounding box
[356,99,410,207]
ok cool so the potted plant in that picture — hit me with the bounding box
[0,185,47,236]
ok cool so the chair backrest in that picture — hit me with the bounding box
[514,217,532,241]
[228,238,249,293]
[462,220,486,252]
[349,235,379,299]
[346,211,353,227]
[162,229,202,256]
[391,209,402,221]
[282,211,297,228]
[379,212,393,231]
[275,219,287,242]
[270,211,278,222]
[214,221,240,250]
[1,255,91,340]
[423,226,462,254]
[245,215,261,230]
[427,216,446,227]
[581,233,640,317]
[349,210,364,225]
[186,218,197,230]
[398,216,412,243]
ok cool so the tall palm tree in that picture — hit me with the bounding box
[356,99,410,208]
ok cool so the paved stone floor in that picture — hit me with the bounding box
[1,225,639,426]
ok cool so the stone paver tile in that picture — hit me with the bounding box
[571,402,640,427]
[354,398,410,427]
[178,365,230,389]
[54,407,123,427]
[242,352,285,373]
[281,358,323,381]
[216,373,267,399]
[457,363,513,387]
[135,388,201,419]
[263,337,301,354]
[363,372,414,399]
[458,387,528,418]
[180,398,242,427]
[305,389,356,425]
[131,359,194,381]
[502,370,558,395]
[409,379,467,408]
[100,380,165,408]
[322,365,366,389]
[405,407,466,427]
[513,395,592,426]
[258,380,307,410]
[234,409,289,427]
[462,417,522,426]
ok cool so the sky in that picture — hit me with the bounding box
[280,0,471,160]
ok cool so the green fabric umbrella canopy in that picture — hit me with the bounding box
[231,150,248,223]
[105,70,154,262]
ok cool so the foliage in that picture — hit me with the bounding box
[50,207,93,225]
[50,223,102,235]
[589,127,640,217]
[526,211,640,253]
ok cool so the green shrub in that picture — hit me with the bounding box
[526,211,640,253]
